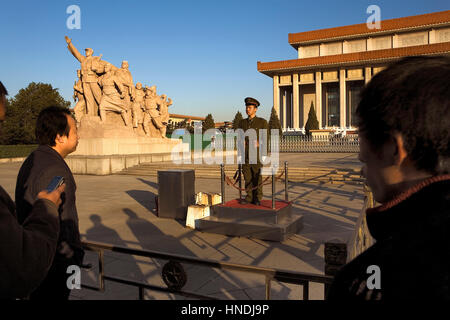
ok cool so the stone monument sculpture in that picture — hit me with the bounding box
[143,85,165,138]
[65,36,103,117]
[98,63,129,126]
[131,82,146,130]
[64,36,188,175]
[115,61,134,125]
[159,94,173,138]
[73,69,86,122]
[65,36,173,138]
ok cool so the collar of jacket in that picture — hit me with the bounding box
[365,174,450,241]
[37,144,66,161]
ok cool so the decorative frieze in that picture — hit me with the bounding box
[373,66,386,75]
[279,75,292,85]
[299,45,320,58]
[398,31,428,47]
[321,42,342,56]
[299,73,314,83]
[372,36,392,50]
[346,39,366,53]
[347,68,363,79]
[437,27,450,43]
[322,71,338,81]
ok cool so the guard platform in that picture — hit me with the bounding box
[195,199,303,242]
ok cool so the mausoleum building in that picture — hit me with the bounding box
[257,10,450,132]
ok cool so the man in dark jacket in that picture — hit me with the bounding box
[0,82,65,299]
[15,106,84,300]
[327,56,450,300]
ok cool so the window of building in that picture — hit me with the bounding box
[346,81,364,127]
[325,84,340,127]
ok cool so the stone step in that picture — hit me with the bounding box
[196,211,304,242]
[119,164,363,184]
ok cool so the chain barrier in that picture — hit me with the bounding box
[224,167,285,192]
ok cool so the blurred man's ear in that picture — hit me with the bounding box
[391,132,408,166]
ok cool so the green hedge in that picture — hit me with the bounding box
[0,145,37,159]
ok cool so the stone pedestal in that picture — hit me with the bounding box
[157,170,195,220]
[195,199,303,242]
[66,115,189,175]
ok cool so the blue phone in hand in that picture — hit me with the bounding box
[46,176,65,193]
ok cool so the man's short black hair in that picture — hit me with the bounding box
[356,55,450,174]
[35,106,72,147]
[0,81,8,96]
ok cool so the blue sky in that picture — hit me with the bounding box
[1,0,448,121]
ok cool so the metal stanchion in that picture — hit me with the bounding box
[272,166,275,209]
[285,161,288,202]
[220,164,225,204]
[238,164,242,201]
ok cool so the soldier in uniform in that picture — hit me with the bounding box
[239,97,268,206]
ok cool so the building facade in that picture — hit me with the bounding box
[169,113,206,127]
[257,10,450,132]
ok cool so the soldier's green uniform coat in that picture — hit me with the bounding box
[239,116,268,203]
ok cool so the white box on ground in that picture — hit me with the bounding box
[186,205,210,229]
[195,192,222,206]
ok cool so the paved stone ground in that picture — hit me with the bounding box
[0,153,363,300]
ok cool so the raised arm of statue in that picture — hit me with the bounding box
[65,36,84,63]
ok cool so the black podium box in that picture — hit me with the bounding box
[157,169,195,220]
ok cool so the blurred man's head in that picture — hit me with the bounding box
[0,81,7,121]
[36,106,79,158]
[356,56,450,203]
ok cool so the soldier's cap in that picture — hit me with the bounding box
[244,97,260,107]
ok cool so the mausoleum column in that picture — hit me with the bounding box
[282,89,287,129]
[339,69,346,129]
[293,74,299,129]
[365,67,372,85]
[315,71,322,129]
[273,75,280,120]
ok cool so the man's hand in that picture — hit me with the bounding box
[65,36,71,44]
[37,183,66,207]
[58,241,74,259]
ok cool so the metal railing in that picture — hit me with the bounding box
[279,134,359,153]
[347,184,376,261]
[81,240,333,300]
